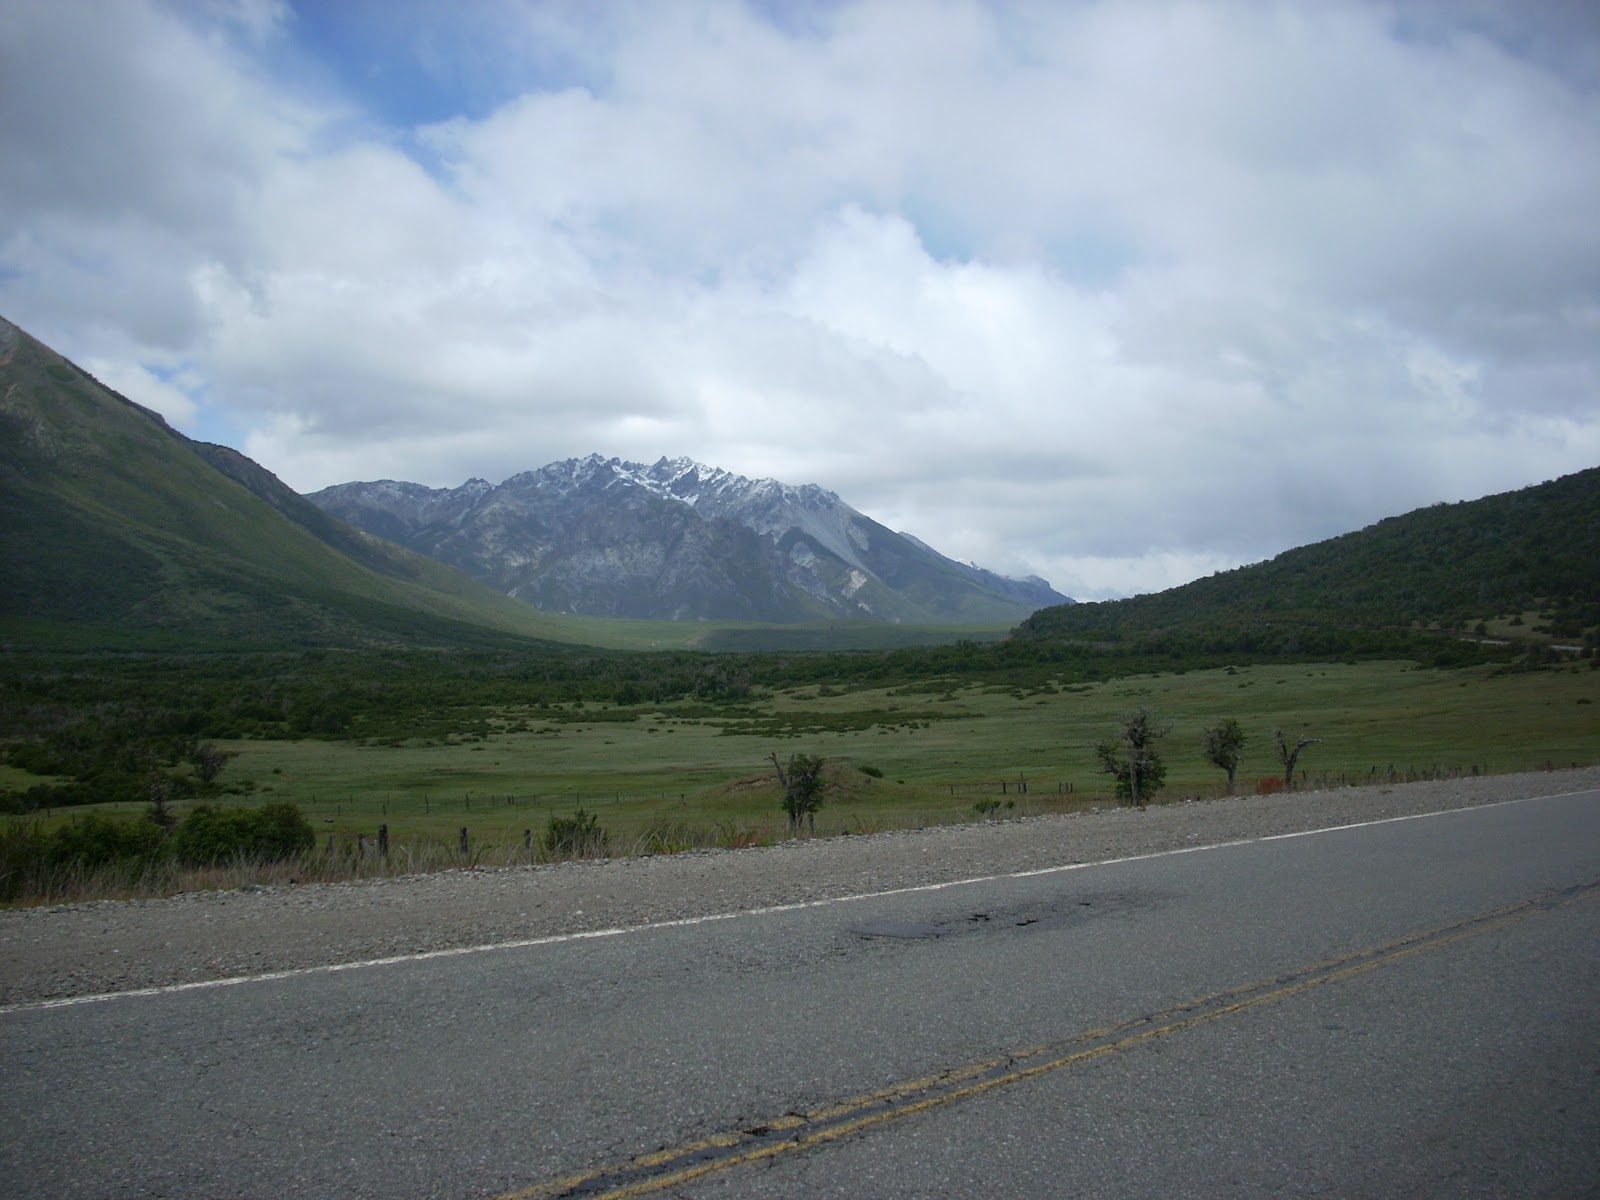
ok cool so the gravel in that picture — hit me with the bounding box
[4,766,1596,1008]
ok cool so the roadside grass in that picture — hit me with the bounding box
[11,658,1597,904]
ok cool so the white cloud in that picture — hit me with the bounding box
[80,358,200,428]
[2,0,1596,600]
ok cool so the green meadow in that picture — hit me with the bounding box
[36,658,1596,860]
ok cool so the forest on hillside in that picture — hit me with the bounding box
[1019,467,1600,644]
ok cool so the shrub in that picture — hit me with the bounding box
[544,807,607,857]
[171,802,315,865]
[0,816,169,902]
[49,814,167,868]
[0,823,49,900]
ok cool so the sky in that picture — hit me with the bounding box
[2,1,1597,601]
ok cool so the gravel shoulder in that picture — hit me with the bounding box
[4,767,1597,1008]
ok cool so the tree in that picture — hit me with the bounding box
[1275,729,1321,789]
[1201,718,1247,794]
[191,741,236,787]
[770,752,825,832]
[1095,709,1170,808]
[144,766,177,832]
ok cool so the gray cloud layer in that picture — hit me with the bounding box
[3,0,1596,598]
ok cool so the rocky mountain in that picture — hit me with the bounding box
[309,456,1072,624]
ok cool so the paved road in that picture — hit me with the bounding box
[4,790,1596,1198]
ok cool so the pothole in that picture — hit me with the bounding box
[852,920,945,939]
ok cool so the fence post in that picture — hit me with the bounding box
[459,827,469,854]
[378,824,388,857]
[523,829,531,851]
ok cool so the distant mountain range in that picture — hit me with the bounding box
[308,458,1071,624]
[0,314,1063,647]
[5,310,1592,659]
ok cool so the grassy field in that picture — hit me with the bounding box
[31,658,1598,864]
[539,614,1014,652]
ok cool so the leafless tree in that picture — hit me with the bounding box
[1275,729,1322,790]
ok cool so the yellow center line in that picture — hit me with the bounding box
[498,880,1598,1200]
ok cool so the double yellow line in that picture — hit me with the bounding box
[500,879,1598,1200]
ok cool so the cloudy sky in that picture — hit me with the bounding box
[3,0,1597,600]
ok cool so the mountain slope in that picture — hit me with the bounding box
[1017,467,1600,645]
[310,455,1071,624]
[0,316,586,647]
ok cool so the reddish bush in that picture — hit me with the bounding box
[1254,776,1285,796]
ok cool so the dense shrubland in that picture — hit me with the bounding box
[0,802,314,902]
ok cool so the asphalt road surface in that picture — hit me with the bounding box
[4,788,1596,1198]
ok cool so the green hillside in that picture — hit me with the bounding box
[1017,468,1600,651]
[0,317,600,649]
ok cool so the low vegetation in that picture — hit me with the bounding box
[2,652,1595,905]
[0,802,315,903]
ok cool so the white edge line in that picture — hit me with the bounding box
[4,788,1593,1016]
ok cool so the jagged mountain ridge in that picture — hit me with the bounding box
[309,455,1071,624]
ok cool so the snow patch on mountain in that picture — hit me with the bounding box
[307,453,1073,623]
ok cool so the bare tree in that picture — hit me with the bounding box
[1275,729,1321,790]
[1201,718,1246,794]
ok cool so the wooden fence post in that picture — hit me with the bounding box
[378,824,388,857]
[458,827,469,854]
